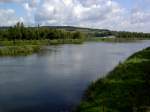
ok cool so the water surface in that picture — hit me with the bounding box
[0,41,150,112]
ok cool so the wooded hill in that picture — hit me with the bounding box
[0,23,150,40]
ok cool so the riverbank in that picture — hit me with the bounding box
[0,39,83,46]
[0,45,41,56]
[0,38,149,56]
[0,39,83,56]
[86,37,150,42]
[76,47,150,112]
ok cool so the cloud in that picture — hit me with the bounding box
[0,9,24,26]
[23,0,40,10]
[0,0,25,3]
[0,0,150,32]
[35,0,122,26]
[23,1,38,13]
[0,0,39,12]
[130,10,150,24]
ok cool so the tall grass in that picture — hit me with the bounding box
[0,39,84,56]
[0,39,83,46]
[86,37,146,42]
[0,45,41,56]
[76,47,150,112]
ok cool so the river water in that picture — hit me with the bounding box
[0,41,150,112]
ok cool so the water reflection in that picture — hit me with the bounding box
[0,41,150,112]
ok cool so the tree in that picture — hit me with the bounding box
[73,31,84,39]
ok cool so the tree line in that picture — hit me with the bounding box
[0,22,150,40]
[94,31,112,37]
[0,22,84,40]
[115,31,150,38]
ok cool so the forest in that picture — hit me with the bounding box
[0,22,150,41]
[0,22,85,56]
[0,22,84,41]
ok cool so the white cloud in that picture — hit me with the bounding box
[0,0,150,32]
[130,8,150,24]
[0,0,25,3]
[23,0,40,11]
[0,9,24,26]
[35,0,122,26]
[0,0,39,12]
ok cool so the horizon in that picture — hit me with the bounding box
[0,0,150,33]
[0,24,150,34]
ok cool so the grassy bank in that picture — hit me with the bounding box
[0,39,83,56]
[0,39,83,46]
[76,47,150,112]
[0,45,41,56]
[48,39,84,45]
[86,37,149,42]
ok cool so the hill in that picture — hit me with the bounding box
[1,25,150,39]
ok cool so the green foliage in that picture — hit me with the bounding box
[76,47,150,112]
[1,22,149,42]
[73,31,84,39]
[115,31,150,39]
[0,45,41,56]
[0,39,83,46]
[0,22,85,56]
[86,37,143,43]
[0,22,85,41]
[94,31,112,37]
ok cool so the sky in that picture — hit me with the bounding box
[0,0,150,32]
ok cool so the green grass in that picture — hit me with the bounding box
[0,39,83,56]
[86,37,149,42]
[49,39,84,45]
[0,39,83,46]
[0,45,41,56]
[0,38,147,56]
[0,40,49,46]
[0,37,148,47]
[76,47,150,112]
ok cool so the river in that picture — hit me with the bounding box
[0,41,150,112]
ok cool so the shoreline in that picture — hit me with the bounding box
[76,47,150,112]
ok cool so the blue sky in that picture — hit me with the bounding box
[0,0,150,32]
[0,3,26,17]
[116,0,133,8]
